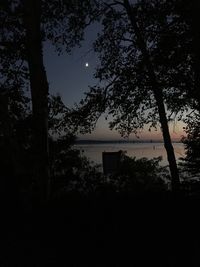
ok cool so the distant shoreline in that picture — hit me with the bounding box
[75,139,182,145]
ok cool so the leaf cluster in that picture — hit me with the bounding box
[108,155,169,193]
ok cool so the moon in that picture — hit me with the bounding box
[85,62,89,67]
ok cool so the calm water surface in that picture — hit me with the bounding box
[75,142,185,166]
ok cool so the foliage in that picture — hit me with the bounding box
[0,92,62,188]
[0,0,99,142]
[179,112,200,177]
[47,95,102,195]
[0,0,98,83]
[70,0,194,136]
[42,0,99,54]
[0,0,99,200]
[0,87,170,198]
[49,136,103,197]
[47,95,103,196]
[109,155,169,193]
[50,149,169,197]
[0,88,103,198]
[48,94,73,136]
[47,93,170,196]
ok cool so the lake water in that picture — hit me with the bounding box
[74,142,185,167]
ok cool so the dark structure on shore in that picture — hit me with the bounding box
[102,151,123,175]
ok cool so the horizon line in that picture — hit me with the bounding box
[75,138,182,143]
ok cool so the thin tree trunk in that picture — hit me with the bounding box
[23,0,50,202]
[124,0,180,191]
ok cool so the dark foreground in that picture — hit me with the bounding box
[1,192,200,267]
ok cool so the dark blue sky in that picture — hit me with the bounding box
[44,24,98,107]
[43,23,183,141]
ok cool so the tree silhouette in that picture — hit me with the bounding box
[162,1,200,177]
[71,0,185,191]
[0,0,96,201]
[123,0,180,190]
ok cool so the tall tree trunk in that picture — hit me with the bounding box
[23,0,50,202]
[124,0,180,191]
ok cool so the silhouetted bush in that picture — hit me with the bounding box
[49,135,104,198]
[108,155,169,194]
[51,152,170,200]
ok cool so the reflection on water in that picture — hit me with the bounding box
[75,142,185,166]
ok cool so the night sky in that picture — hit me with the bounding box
[44,23,184,141]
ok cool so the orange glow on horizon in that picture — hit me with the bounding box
[80,120,186,142]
